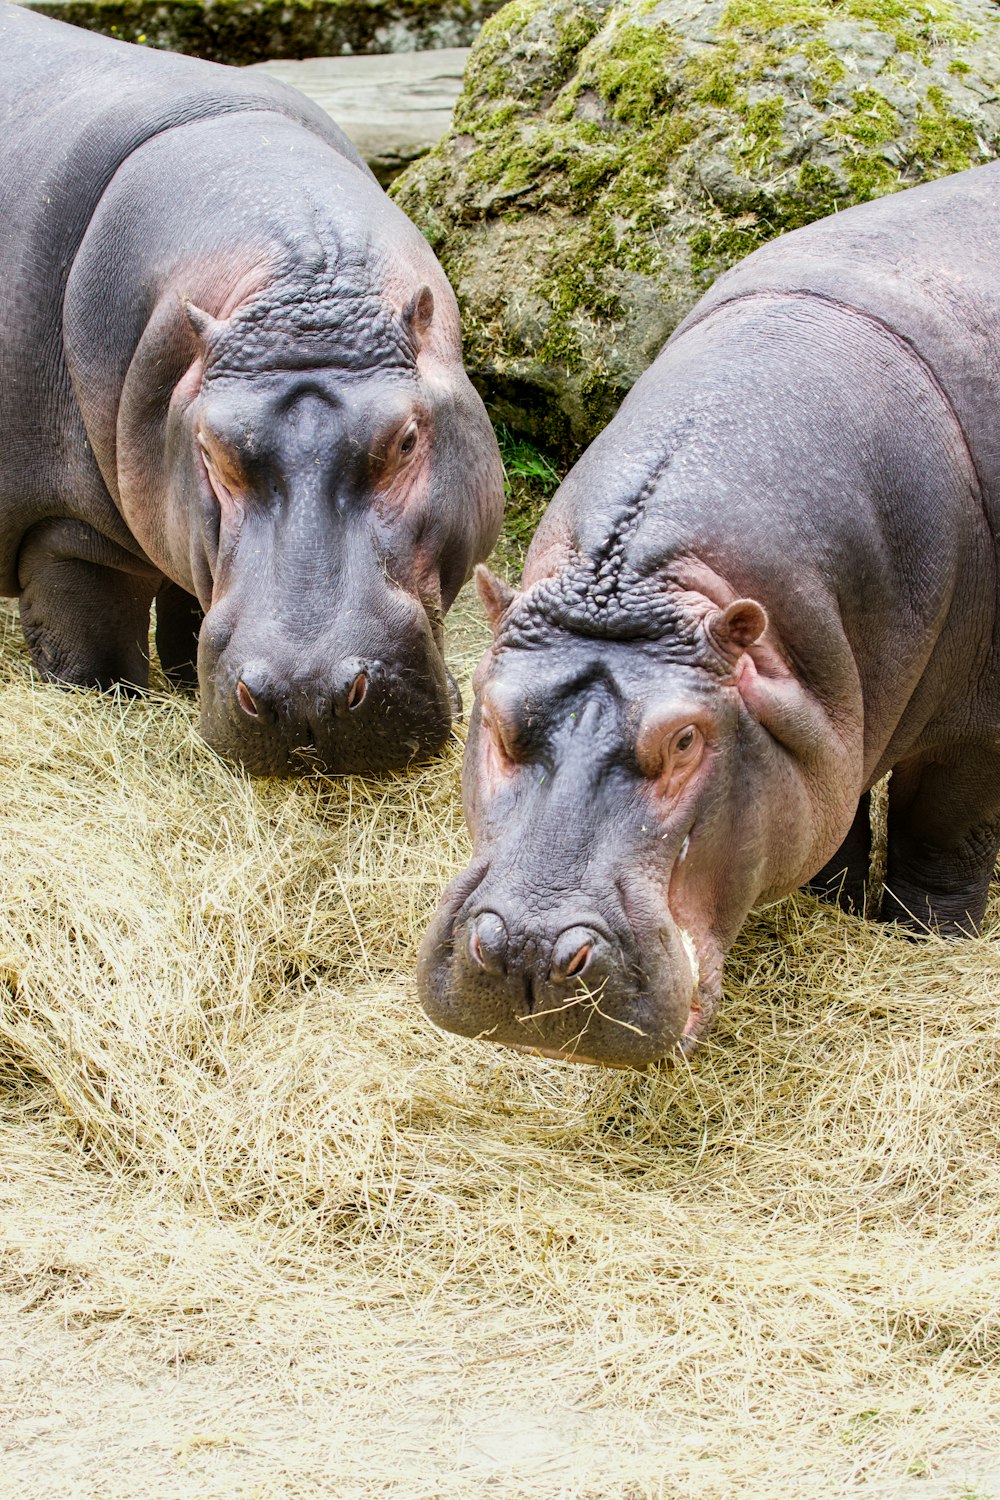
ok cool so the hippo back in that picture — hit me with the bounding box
[671,161,1000,539]
[0,2,370,589]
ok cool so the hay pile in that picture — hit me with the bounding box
[1,592,998,1499]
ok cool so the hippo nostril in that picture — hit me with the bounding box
[468,911,508,975]
[236,680,259,718]
[346,671,368,710]
[550,925,603,985]
[565,942,592,978]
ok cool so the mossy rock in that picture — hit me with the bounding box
[18,0,501,62]
[392,0,1000,455]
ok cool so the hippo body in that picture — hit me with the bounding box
[420,161,1000,1067]
[0,4,502,773]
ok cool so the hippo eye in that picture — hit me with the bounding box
[655,724,704,801]
[398,423,419,459]
[481,710,519,772]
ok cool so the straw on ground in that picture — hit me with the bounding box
[0,594,998,1499]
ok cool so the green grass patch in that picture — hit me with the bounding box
[494,424,563,570]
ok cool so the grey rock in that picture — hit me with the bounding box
[249,50,469,182]
[393,0,1000,455]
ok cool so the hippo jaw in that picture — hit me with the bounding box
[417,864,718,1068]
[196,576,457,776]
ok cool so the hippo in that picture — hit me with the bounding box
[418,161,1000,1068]
[0,4,502,774]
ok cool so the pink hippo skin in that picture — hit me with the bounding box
[419,161,1000,1067]
[0,4,501,774]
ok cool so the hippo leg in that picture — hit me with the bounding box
[806,791,872,915]
[155,580,203,691]
[18,522,156,690]
[882,755,1000,936]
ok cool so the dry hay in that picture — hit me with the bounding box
[0,591,999,1500]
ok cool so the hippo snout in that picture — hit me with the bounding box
[418,883,699,1069]
[199,634,453,776]
[234,657,371,722]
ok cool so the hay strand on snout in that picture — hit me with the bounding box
[0,594,998,1498]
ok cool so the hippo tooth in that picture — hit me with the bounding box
[678,926,700,989]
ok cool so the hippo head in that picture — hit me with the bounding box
[418,555,855,1068]
[145,243,501,775]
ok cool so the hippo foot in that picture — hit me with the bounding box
[879,886,984,940]
[19,542,156,693]
[880,762,1000,940]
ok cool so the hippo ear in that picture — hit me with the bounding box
[403,285,435,349]
[706,597,768,655]
[181,298,226,348]
[475,564,517,633]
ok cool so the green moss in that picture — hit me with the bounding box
[839,86,900,145]
[722,0,975,54]
[843,151,900,197]
[463,118,615,197]
[553,7,611,68]
[480,102,522,131]
[686,43,744,108]
[594,22,683,122]
[458,0,611,118]
[686,145,888,281]
[494,97,700,352]
[688,219,765,280]
[912,83,979,169]
[541,233,624,335]
[734,93,786,168]
[802,35,847,95]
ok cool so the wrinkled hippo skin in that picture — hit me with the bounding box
[0,4,502,775]
[419,161,1000,1068]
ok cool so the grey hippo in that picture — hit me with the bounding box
[419,161,1000,1068]
[0,3,502,774]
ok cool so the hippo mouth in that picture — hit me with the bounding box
[199,650,455,776]
[417,862,723,1068]
[420,949,710,1069]
[494,977,711,1069]
[447,918,720,1070]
